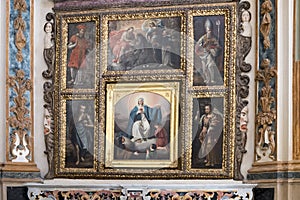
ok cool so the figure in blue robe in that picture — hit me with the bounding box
[126,97,162,141]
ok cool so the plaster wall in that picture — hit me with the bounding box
[277,0,293,161]
[0,0,7,164]
[33,0,54,177]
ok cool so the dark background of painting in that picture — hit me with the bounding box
[193,15,225,86]
[191,97,224,168]
[107,17,181,71]
[65,100,95,168]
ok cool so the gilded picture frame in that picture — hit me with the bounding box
[188,93,234,178]
[52,2,237,179]
[56,96,99,175]
[187,8,235,90]
[101,11,186,76]
[105,82,180,169]
[58,15,100,92]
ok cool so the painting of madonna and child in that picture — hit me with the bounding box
[191,97,224,169]
[107,17,181,71]
[113,93,172,161]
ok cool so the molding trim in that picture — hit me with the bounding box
[293,61,300,160]
[247,172,300,181]
[53,0,236,11]
[1,172,41,180]
[248,161,300,173]
[247,161,300,182]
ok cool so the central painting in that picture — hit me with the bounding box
[105,82,179,168]
[102,12,185,75]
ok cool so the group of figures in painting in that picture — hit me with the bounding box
[114,95,170,160]
[108,18,181,71]
[60,16,227,89]
[44,13,250,170]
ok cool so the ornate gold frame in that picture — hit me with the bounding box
[53,2,237,179]
[187,92,234,178]
[101,11,186,76]
[56,95,99,175]
[58,15,100,93]
[187,8,235,90]
[105,82,179,168]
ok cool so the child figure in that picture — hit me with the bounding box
[146,144,157,159]
[154,124,168,150]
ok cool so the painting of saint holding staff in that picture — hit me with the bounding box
[193,16,225,86]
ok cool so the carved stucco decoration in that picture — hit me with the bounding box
[42,13,56,179]
[147,190,251,200]
[234,1,252,180]
[7,69,33,162]
[28,189,252,200]
[260,0,272,50]
[29,190,123,200]
[13,0,27,63]
[255,58,277,161]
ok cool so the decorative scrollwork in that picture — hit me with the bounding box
[13,0,27,62]
[260,0,273,50]
[43,12,56,178]
[235,1,252,180]
[43,13,56,79]
[7,69,32,162]
[147,190,251,200]
[28,189,252,200]
[29,190,123,200]
[255,58,277,161]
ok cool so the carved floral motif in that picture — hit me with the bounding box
[260,0,273,50]
[255,58,277,161]
[7,69,32,161]
[29,189,251,200]
[13,0,27,62]
[29,190,122,200]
